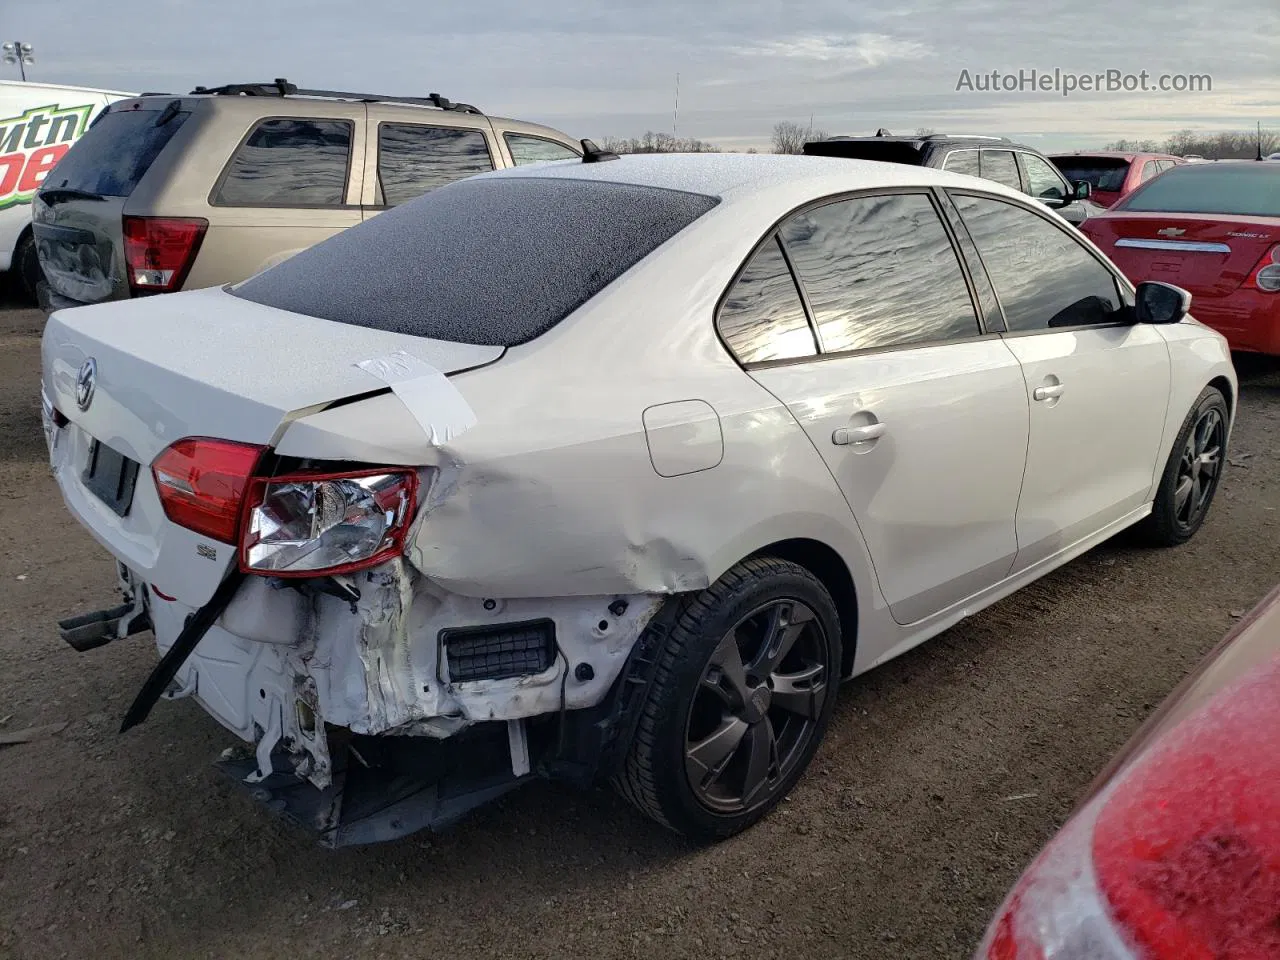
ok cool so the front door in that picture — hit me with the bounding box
[949,192,1171,571]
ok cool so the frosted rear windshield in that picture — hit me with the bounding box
[232,176,720,346]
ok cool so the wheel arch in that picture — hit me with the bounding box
[1208,375,1234,420]
[747,537,859,678]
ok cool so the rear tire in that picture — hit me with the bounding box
[1138,386,1228,547]
[14,231,43,304]
[614,557,841,842]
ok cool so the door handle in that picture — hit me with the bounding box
[1033,383,1065,402]
[832,422,887,445]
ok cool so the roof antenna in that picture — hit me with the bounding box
[580,138,619,163]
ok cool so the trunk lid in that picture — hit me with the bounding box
[43,286,503,605]
[32,194,129,302]
[1083,212,1280,297]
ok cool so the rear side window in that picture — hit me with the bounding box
[38,107,189,198]
[232,177,720,346]
[215,118,352,207]
[1139,160,1161,182]
[1118,165,1280,217]
[717,237,817,364]
[505,134,580,166]
[943,150,980,177]
[980,150,1021,190]
[778,192,979,353]
[377,124,494,206]
[952,193,1123,331]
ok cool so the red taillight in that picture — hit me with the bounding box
[977,655,1280,960]
[1246,244,1280,293]
[122,215,208,295]
[152,438,266,543]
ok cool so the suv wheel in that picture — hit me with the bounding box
[614,557,841,841]
[14,231,43,304]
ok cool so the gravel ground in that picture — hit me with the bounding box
[1,300,1277,960]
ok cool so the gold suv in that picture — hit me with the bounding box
[32,79,581,310]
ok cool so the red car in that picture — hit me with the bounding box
[1081,161,1280,356]
[974,581,1280,959]
[1049,152,1185,209]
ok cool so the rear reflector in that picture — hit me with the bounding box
[152,438,266,544]
[123,215,208,294]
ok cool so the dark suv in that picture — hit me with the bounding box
[803,132,1104,226]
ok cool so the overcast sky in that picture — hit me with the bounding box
[6,0,1279,151]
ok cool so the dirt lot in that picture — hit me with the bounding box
[1,299,1277,960]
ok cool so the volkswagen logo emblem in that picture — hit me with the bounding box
[75,358,97,412]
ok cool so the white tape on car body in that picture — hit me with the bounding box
[354,350,477,446]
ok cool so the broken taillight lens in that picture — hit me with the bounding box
[123,215,208,294]
[152,438,266,544]
[239,469,418,577]
[977,654,1280,960]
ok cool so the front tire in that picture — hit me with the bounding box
[1139,386,1229,546]
[614,557,842,842]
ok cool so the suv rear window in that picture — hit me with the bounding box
[1118,164,1280,217]
[38,106,189,198]
[232,177,720,346]
[1051,156,1130,192]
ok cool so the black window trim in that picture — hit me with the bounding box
[932,188,1008,333]
[714,185,995,371]
[209,115,359,210]
[501,130,584,165]
[945,187,1137,339]
[367,119,496,210]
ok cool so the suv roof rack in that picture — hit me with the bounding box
[921,133,1010,141]
[186,78,483,115]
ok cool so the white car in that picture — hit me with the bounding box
[41,152,1236,846]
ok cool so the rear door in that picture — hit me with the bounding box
[32,99,191,303]
[361,113,497,217]
[950,191,1171,571]
[741,190,1029,625]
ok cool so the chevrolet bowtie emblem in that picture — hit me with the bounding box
[1157,227,1186,237]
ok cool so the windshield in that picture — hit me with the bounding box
[1117,164,1280,217]
[232,176,720,346]
[1050,156,1130,192]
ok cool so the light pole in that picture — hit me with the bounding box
[2,41,35,81]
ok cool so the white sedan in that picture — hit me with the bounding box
[40,151,1235,846]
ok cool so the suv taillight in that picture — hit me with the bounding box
[152,438,419,577]
[977,656,1280,960]
[122,215,208,294]
[1246,244,1280,293]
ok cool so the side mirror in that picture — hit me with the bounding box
[1135,281,1191,325]
[1072,180,1092,201]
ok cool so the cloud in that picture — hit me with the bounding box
[731,33,930,69]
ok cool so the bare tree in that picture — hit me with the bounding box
[772,120,829,154]
[915,126,936,136]
[598,131,720,154]
[1103,127,1278,159]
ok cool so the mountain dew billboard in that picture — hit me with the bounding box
[0,102,94,210]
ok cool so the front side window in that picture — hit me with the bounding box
[942,149,980,178]
[215,118,352,207]
[377,124,493,206]
[779,192,979,353]
[952,193,1124,332]
[1020,154,1068,200]
[980,150,1022,190]
[717,237,816,364]
[505,134,580,166]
